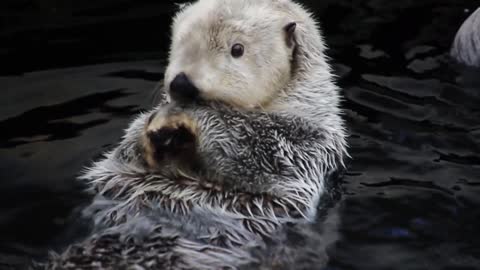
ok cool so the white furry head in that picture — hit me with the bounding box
[165,0,302,108]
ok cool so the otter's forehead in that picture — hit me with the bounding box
[172,0,285,45]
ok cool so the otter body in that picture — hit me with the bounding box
[40,0,347,269]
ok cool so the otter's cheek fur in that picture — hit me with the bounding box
[142,111,198,170]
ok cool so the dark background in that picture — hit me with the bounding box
[2,0,478,75]
[1,0,480,269]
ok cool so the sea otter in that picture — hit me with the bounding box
[451,7,480,67]
[40,0,347,269]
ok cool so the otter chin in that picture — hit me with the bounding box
[40,1,348,269]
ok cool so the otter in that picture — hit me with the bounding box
[451,7,480,67]
[39,0,347,269]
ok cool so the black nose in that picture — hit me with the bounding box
[169,72,199,103]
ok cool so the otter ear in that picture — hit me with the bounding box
[284,22,297,48]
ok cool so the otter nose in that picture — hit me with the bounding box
[169,72,199,103]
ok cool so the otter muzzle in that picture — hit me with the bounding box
[169,72,200,103]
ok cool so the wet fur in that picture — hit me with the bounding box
[38,0,348,269]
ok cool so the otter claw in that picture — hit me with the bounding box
[148,126,195,150]
[142,112,197,169]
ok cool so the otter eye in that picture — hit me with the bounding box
[231,44,244,58]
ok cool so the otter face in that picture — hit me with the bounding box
[164,0,297,108]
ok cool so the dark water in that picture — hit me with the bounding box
[1,0,479,269]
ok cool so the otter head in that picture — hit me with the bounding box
[164,0,298,108]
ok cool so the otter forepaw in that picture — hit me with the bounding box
[142,111,197,169]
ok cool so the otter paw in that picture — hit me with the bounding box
[142,112,197,169]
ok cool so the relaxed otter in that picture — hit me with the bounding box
[40,0,347,269]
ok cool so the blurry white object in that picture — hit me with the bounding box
[451,8,480,67]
